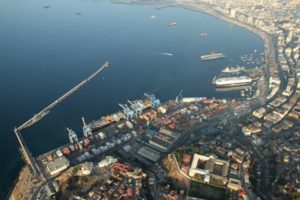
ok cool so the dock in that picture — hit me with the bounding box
[13,61,109,182]
[18,61,110,130]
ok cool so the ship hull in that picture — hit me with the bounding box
[212,76,252,88]
[213,82,251,88]
[201,57,225,61]
[200,53,225,61]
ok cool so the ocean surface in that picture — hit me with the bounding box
[0,0,263,198]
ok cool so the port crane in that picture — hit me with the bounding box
[175,89,183,103]
[67,128,78,144]
[136,100,144,114]
[119,104,134,120]
[12,61,110,191]
[127,100,143,117]
[144,93,161,108]
[82,117,92,137]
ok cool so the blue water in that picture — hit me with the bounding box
[0,0,263,198]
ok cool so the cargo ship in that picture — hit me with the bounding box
[222,66,245,73]
[200,52,225,61]
[212,76,252,88]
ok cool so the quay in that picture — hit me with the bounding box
[33,95,239,178]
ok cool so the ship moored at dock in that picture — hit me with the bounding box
[212,76,253,88]
[33,92,235,179]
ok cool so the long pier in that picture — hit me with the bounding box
[14,128,40,178]
[18,61,110,130]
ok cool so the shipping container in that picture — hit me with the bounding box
[62,147,71,155]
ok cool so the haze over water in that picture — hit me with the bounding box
[0,0,263,197]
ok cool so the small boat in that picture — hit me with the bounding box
[44,5,50,8]
[168,22,176,26]
[200,32,208,37]
[241,91,245,97]
[222,66,245,73]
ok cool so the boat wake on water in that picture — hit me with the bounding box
[155,52,174,56]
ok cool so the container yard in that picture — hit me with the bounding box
[35,93,239,178]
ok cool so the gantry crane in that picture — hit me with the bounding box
[82,117,92,137]
[175,89,183,103]
[119,103,134,120]
[144,93,161,108]
[67,127,78,144]
[127,100,144,117]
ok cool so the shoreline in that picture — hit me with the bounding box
[6,166,24,200]
[112,0,277,100]
[8,165,32,200]
[175,2,276,99]
[8,2,278,199]
[3,161,24,200]
[178,4,271,52]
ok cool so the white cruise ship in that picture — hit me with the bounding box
[212,76,252,87]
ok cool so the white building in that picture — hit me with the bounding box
[46,156,69,176]
[98,156,117,168]
[79,162,94,176]
[253,107,266,119]
[189,154,229,184]
[230,9,236,18]
[158,106,167,114]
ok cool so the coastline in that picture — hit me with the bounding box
[175,2,277,100]
[111,0,277,101]
[8,1,278,199]
[8,165,32,200]
[6,166,24,200]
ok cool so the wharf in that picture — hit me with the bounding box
[18,61,109,131]
[40,96,246,179]
[35,97,240,177]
